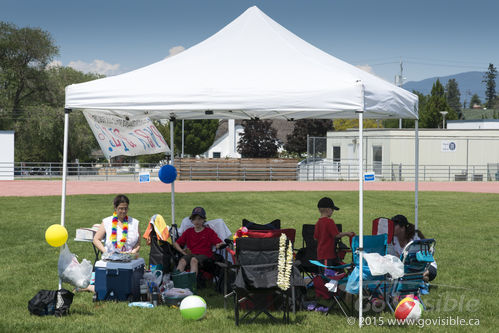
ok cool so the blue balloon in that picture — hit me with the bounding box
[158,165,177,184]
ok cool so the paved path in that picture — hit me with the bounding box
[0,180,498,197]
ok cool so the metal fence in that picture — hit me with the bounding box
[297,160,499,181]
[1,161,498,181]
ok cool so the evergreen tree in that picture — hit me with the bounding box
[284,119,333,157]
[469,94,482,108]
[419,79,455,128]
[445,79,462,119]
[483,63,497,109]
[237,119,280,158]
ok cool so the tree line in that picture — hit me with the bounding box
[1,22,497,162]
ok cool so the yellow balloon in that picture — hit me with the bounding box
[45,224,68,247]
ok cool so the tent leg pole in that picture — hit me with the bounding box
[357,110,364,327]
[59,108,71,289]
[415,120,419,230]
[170,120,175,228]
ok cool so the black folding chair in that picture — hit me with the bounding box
[232,237,293,325]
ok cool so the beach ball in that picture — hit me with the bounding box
[395,296,423,321]
[179,295,206,320]
[158,165,177,184]
[45,224,68,247]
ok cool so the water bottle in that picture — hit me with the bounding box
[152,288,159,307]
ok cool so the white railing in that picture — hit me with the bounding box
[1,161,498,182]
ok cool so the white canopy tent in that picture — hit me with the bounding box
[64,6,419,325]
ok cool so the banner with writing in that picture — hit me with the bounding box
[83,110,170,160]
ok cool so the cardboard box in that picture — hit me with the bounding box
[95,258,145,301]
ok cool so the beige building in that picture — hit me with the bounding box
[324,129,499,181]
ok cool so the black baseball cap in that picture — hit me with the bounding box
[317,197,340,210]
[190,206,207,219]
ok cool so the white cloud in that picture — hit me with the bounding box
[166,45,185,58]
[356,64,375,75]
[46,60,62,69]
[67,59,121,76]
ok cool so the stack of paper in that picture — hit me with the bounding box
[75,224,100,241]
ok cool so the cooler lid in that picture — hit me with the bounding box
[95,257,145,269]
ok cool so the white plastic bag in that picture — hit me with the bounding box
[58,245,93,288]
[363,253,404,279]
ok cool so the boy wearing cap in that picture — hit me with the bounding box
[314,197,355,266]
[173,207,225,276]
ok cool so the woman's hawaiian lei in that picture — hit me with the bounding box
[111,211,128,250]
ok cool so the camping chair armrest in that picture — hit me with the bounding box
[309,260,352,270]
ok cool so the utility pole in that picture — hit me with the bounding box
[395,59,406,129]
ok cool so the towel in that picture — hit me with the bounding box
[143,214,170,243]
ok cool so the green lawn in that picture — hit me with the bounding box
[0,191,497,332]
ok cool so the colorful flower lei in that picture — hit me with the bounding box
[111,211,128,250]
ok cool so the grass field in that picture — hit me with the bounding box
[0,190,497,332]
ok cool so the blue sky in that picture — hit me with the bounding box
[2,0,498,83]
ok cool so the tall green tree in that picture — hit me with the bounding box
[284,119,333,157]
[173,119,218,156]
[420,79,456,128]
[483,63,497,109]
[445,79,462,119]
[469,94,482,108]
[13,106,97,162]
[0,22,59,123]
[237,119,280,158]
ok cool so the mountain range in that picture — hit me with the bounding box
[402,71,486,105]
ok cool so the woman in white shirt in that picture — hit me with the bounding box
[93,194,141,255]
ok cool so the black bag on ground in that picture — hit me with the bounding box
[28,289,74,317]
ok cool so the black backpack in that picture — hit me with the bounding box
[28,289,74,317]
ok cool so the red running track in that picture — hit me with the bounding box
[0,180,498,197]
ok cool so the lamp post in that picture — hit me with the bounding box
[439,111,448,129]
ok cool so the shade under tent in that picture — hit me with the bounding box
[63,6,419,326]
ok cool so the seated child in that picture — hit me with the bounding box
[173,206,225,276]
[314,197,355,267]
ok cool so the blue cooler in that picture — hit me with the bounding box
[95,258,145,301]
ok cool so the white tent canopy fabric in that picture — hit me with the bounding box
[65,6,418,121]
[63,6,419,326]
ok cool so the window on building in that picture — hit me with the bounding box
[213,152,221,158]
[333,146,341,171]
[373,146,382,175]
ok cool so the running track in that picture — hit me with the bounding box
[0,180,498,197]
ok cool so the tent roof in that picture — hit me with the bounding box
[65,6,418,120]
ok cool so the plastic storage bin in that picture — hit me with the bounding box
[95,258,145,301]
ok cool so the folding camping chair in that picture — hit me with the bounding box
[387,238,436,312]
[232,236,294,325]
[176,217,233,291]
[295,224,350,288]
[309,234,388,316]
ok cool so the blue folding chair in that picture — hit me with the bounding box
[387,238,436,312]
[309,234,388,315]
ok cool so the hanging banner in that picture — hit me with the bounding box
[83,110,170,160]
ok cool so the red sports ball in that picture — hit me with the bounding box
[394,297,422,321]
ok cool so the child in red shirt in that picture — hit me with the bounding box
[173,207,225,275]
[314,197,354,267]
